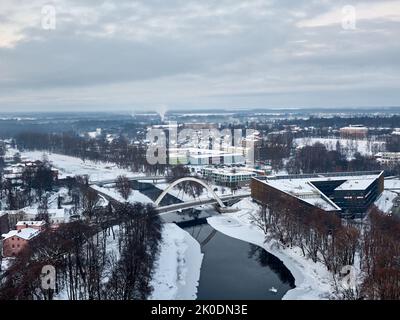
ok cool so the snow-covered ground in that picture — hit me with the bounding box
[150,223,203,300]
[385,178,400,190]
[18,150,144,182]
[4,149,205,300]
[207,198,335,300]
[19,187,110,222]
[54,222,204,300]
[103,226,121,262]
[1,258,12,274]
[54,225,121,300]
[91,184,153,204]
[374,190,398,214]
[294,137,386,159]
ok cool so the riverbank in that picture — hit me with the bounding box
[150,223,204,300]
[207,198,335,300]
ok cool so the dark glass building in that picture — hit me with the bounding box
[251,171,384,218]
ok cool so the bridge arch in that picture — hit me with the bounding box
[154,177,226,208]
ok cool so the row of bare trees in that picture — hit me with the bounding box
[16,132,167,175]
[0,202,162,300]
[287,142,381,174]
[253,194,359,276]
[361,208,400,299]
[287,141,400,176]
[253,192,400,299]
[0,161,56,211]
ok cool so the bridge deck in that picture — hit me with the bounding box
[156,193,250,214]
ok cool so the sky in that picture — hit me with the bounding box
[0,0,399,113]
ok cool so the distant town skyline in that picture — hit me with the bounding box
[0,0,399,112]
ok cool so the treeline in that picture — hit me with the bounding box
[253,193,359,277]
[286,142,400,175]
[0,142,5,173]
[0,116,145,139]
[362,209,400,299]
[281,115,400,130]
[387,136,400,152]
[0,161,56,211]
[257,134,293,171]
[253,196,400,299]
[15,132,167,175]
[0,202,162,300]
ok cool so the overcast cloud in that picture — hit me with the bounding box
[0,0,399,112]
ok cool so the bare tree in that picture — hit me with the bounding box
[37,194,50,223]
[115,175,132,201]
[82,187,100,219]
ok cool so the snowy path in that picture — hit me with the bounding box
[150,223,203,300]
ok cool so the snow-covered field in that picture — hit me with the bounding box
[19,150,144,182]
[21,188,76,219]
[150,223,203,300]
[207,198,335,300]
[294,137,386,158]
[91,184,153,204]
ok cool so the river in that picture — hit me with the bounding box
[138,182,295,300]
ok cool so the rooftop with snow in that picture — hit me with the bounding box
[16,221,46,227]
[254,171,384,212]
[2,228,41,241]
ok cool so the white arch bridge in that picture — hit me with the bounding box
[90,176,250,215]
[154,177,250,215]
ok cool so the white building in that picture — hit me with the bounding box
[189,152,245,166]
[86,128,102,139]
[16,220,46,230]
[169,147,245,166]
[201,167,257,187]
[375,152,400,165]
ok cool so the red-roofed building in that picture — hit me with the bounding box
[1,220,45,257]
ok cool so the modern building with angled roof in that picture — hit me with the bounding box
[251,171,384,218]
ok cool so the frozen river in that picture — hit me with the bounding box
[140,182,295,300]
[184,223,295,300]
